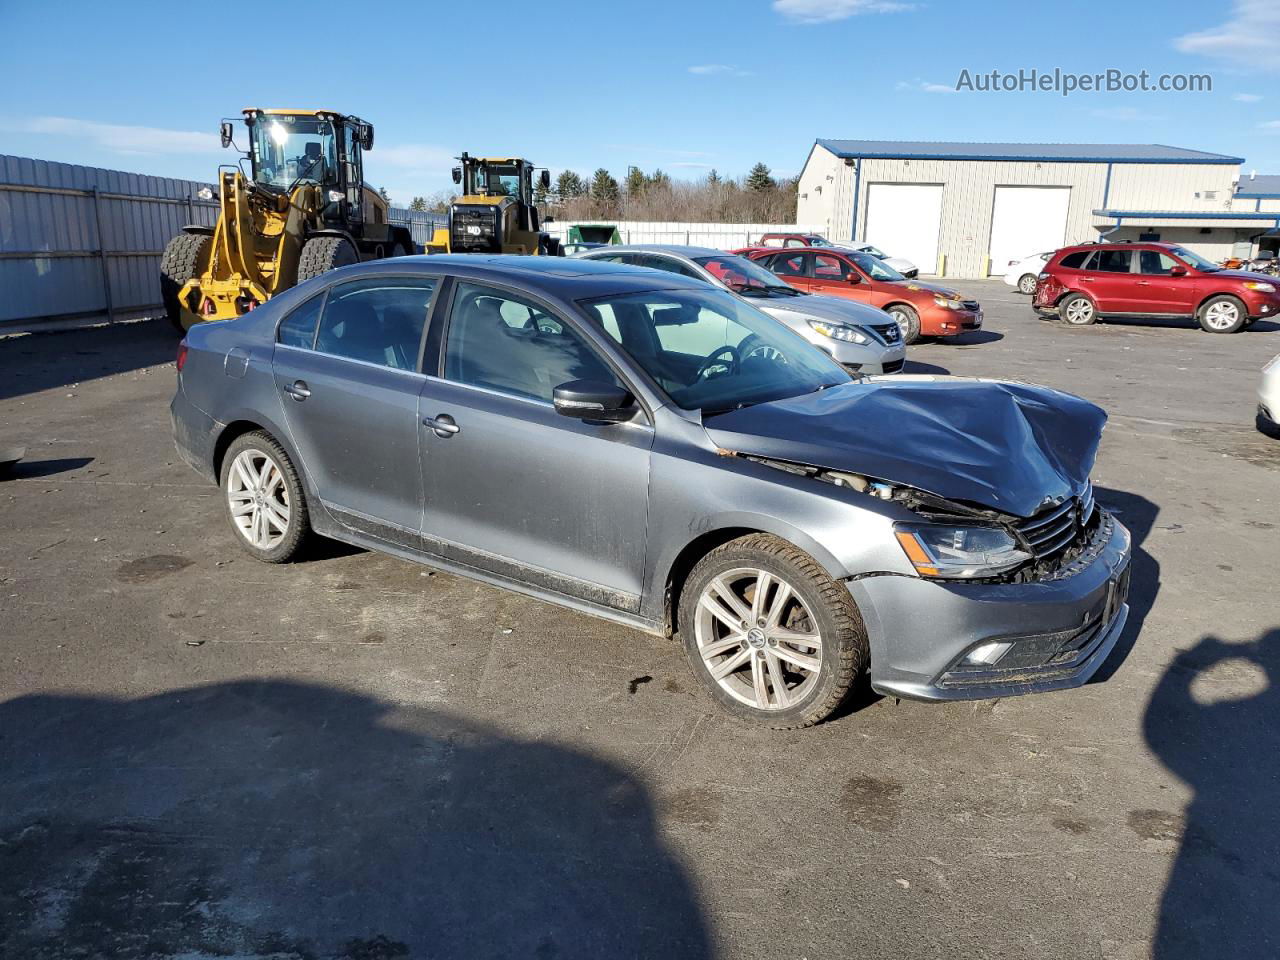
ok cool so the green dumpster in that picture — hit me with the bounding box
[567,224,622,245]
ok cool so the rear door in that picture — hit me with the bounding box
[1080,248,1139,312]
[416,280,653,612]
[271,274,437,540]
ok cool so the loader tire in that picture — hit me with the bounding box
[297,236,358,283]
[160,232,211,333]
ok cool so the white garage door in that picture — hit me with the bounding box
[863,183,944,276]
[988,186,1071,276]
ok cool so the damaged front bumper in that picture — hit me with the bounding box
[849,510,1132,701]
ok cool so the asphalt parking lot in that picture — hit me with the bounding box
[2,278,1278,960]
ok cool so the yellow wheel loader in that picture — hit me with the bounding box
[161,108,414,331]
[427,154,560,256]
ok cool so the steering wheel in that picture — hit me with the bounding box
[739,334,788,365]
[695,344,740,381]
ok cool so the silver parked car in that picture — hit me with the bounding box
[1260,354,1280,436]
[573,245,905,375]
[172,255,1131,728]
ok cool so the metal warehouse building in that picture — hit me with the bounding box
[796,140,1280,279]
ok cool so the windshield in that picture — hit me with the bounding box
[805,236,833,246]
[578,287,847,415]
[695,254,800,295]
[469,162,522,198]
[1167,246,1220,272]
[849,252,906,282]
[250,115,337,190]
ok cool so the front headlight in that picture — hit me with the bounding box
[807,319,869,344]
[1244,281,1277,293]
[894,523,1031,579]
[933,296,963,310]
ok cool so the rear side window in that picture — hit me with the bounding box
[277,293,325,348]
[314,276,436,370]
[771,253,809,277]
[1093,249,1133,273]
[637,254,701,278]
[1056,251,1090,270]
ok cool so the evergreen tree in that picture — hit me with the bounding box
[555,170,586,198]
[625,166,648,198]
[408,196,428,212]
[706,168,721,185]
[648,168,671,190]
[590,168,620,215]
[746,163,774,193]
[378,186,393,205]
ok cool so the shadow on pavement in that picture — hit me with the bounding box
[0,456,94,481]
[901,359,950,375]
[1144,629,1280,958]
[0,319,177,401]
[1091,487,1160,684]
[947,330,1003,345]
[0,681,712,960]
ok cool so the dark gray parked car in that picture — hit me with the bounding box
[172,255,1132,727]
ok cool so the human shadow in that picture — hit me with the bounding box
[1090,486,1160,684]
[0,681,712,959]
[1143,629,1280,959]
[0,455,94,481]
[0,319,177,401]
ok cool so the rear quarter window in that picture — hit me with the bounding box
[1056,251,1091,270]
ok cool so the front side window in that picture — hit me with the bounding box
[1166,246,1220,272]
[250,114,337,190]
[1139,251,1180,275]
[445,282,620,403]
[277,292,326,348]
[578,287,846,415]
[313,276,436,370]
[695,254,793,295]
[1093,249,1133,273]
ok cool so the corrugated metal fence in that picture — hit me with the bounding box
[386,208,447,247]
[0,153,447,330]
[547,220,826,250]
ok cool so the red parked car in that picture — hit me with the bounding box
[1034,241,1280,334]
[736,246,981,344]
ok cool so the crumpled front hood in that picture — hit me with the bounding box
[703,377,1106,518]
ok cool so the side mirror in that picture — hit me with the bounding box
[1170,265,1187,277]
[553,380,636,423]
[452,167,462,185]
[220,121,234,149]
[541,169,552,190]
[846,273,861,283]
[357,123,374,150]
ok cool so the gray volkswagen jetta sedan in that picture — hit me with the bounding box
[172,255,1131,728]
[573,245,906,375]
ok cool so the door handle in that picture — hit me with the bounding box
[284,380,311,401]
[423,414,460,438]
[1136,280,1150,286]
[1078,277,1094,283]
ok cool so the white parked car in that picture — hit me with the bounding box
[1259,354,1280,437]
[835,241,919,279]
[1003,252,1053,295]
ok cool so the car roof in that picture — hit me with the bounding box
[1057,240,1177,253]
[339,253,711,297]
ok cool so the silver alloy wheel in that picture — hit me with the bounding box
[1203,300,1240,331]
[1018,274,1037,295]
[693,567,822,711]
[1064,297,1094,324]
[888,308,911,337]
[226,448,290,551]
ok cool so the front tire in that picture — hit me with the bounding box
[1198,295,1246,334]
[678,534,867,729]
[219,432,310,563]
[160,232,211,332]
[1017,273,1038,295]
[297,236,358,283]
[886,303,921,344]
[1058,293,1097,326]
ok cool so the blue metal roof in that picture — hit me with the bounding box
[1235,174,1280,198]
[815,139,1244,165]
[1094,209,1280,222]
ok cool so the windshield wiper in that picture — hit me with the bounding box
[767,284,802,296]
[731,285,770,296]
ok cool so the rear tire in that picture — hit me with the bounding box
[297,236,358,283]
[1058,293,1096,326]
[886,304,921,344]
[1198,295,1246,334]
[387,242,409,258]
[677,533,867,729]
[160,232,211,332]
[219,431,310,563]
[1017,273,1037,295]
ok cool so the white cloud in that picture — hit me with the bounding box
[4,115,218,155]
[1174,1,1280,65]
[669,162,715,170]
[895,78,955,94]
[1234,92,1264,102]
[774,0,916,24]
[688,64,753,77]
[1258,120,1280,131]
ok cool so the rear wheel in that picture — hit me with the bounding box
[678,534,866,729]
[160,232,211,332]
[1198,295,1246,334]
[219,432,310,563]
[1058,293,1096,326]
[886,303,921,344]
[1017,273,1038,295]
[297,236,358,283]
[387,242,409,258]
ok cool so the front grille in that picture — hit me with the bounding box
[869,321,901,344]
[451,206,498,250]
[882,358,904,374]
[1013,483,1096,563]
[960,300,980,312]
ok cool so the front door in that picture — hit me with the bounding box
[417,280,653,612]
[1134,249,1197,314]
[272,274,437,540]
[807,252,862,299]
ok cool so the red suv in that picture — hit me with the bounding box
[1034,241,1280,334]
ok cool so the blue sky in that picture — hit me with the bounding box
[0,0,1276,204]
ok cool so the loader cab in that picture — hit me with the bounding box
[449,154,553,251]
[241,109,374,228]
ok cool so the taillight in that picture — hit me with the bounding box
[176,341,189,372]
